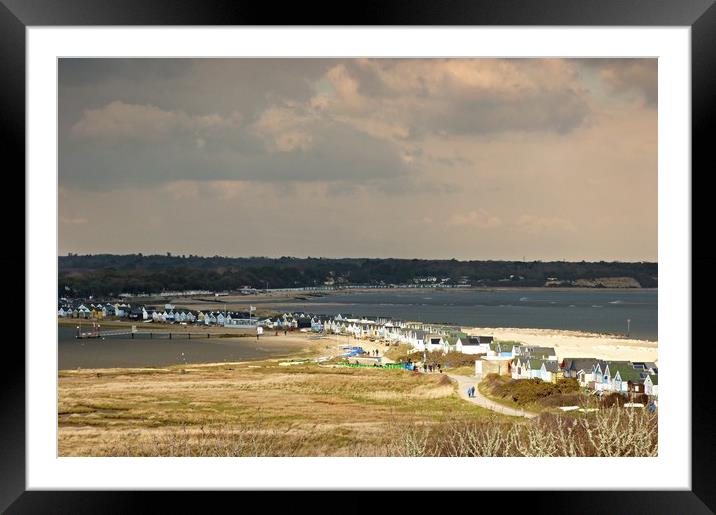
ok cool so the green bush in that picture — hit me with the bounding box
[405,350,480,368]
[489,377,580,407]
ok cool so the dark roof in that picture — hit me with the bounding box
[562,358,599,372]
[525,346,556,356]
[543,361,560,373]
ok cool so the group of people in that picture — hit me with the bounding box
[421,363,442,373]
[466,385,476,398]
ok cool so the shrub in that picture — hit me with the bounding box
[601,392,626,408]
[404,350,480,368]
[389,407,658,457]
[486,377,581,407]
[632,393,650,405]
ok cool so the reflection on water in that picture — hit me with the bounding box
[58,326,303,369]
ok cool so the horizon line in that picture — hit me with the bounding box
[59,253,658,264]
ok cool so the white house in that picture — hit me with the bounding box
[426,335,446,353]
[530,359,559,383]
[456,335,490,355]
[592,361,630,392]
[643,373,659,397]
[511,356,532,380]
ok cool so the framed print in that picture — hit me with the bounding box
[4,0,714,512]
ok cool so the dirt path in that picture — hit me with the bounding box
[448,374,538,419]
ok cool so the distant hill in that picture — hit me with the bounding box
[58,254,657,297]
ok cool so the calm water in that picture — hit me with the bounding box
[58,326,304,369]
[271,288,658,340]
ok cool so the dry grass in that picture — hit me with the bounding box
[383,344,414,362]
[59,363,501,456]
[445,366,475,376]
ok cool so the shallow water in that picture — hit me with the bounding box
[58,326,305,369]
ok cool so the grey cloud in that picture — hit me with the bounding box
[339,59,592,137]
[426,89,589,136]
[579,58,657,107]
[59,58,192,87]
[61,107,410,190]
[57,58,656,262]
[59,58,337,130]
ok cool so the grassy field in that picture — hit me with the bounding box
[59,362,507,456]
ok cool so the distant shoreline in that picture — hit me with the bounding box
[110,285,658,305]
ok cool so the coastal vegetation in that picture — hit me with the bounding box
[59,254,658,297]
[58,363,657,457]
[480,374,583,412]
[391,407,657,457]
[383,346,484,371]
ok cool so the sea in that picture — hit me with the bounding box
[265,288,658,340]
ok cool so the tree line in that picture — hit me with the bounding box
[58,254,657,297]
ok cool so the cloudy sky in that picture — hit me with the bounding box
[59,58,657,261]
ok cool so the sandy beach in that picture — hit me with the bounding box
[467,326,657,363]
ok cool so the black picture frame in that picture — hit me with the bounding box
[3,0,713,512]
